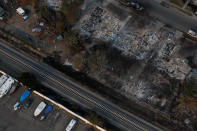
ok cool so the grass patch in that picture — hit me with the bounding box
[169,0,185,7]
[61,0,84,24]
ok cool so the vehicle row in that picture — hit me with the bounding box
[13,89,78,131]
[0,73,93,131]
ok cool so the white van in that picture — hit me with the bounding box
[65,119,77,131]
[16,7,28,20]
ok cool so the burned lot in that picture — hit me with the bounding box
[2,0,197,130]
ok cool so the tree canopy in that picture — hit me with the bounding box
[18,72,39,90]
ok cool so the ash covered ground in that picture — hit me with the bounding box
[76,0,191,110]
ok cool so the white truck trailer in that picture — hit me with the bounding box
[65,119,77,131]
[0,74,8,87]
[0,77,15,98]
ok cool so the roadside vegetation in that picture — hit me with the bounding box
[18,72,39,90]
[17,0,36,6]
[34,0,83,51]
[61,0,84,24]
[182,77,197,98]
[169,0,185,7]
[87,50,108,74]
[178,77,197,109]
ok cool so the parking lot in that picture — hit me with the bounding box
[0,86,92,131]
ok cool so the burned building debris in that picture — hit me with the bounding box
[78,3,191,108]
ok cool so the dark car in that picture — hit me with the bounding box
[88,128,94,131]
[24,97,34,108]
[129,1,144,11]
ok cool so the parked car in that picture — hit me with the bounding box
[88,127,95,131]
[34,101,46,117]
[40,105,53,120]
[65,119,77,131]
[24,97,34,108]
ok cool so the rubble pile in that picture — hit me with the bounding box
[154,54,191,80]
[112,32,144,58]
[45,0,62,11]
[142,32,159,46]
[80,7,106,36]
[79,1,192,108]
[80,6,160,60]
[80,6,122,42]
[121,79,152,100]
[93,12,122,41]
[113,31,159,60]
[158,39,176,61]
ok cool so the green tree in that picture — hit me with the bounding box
[64,30,80,49]
[87,50,108,74]
[85,111,104,127]
[56,21,65,33]
[72,53,84,70]
[183,77,197,98]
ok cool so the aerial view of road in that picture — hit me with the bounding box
[0,41,161,131]
[1,0,197,130]
[136,0,197,32]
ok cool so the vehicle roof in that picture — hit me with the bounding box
[34,101,46,116]
[0,77,15,92]
[66,119,76,131]
[19,89,30,102]
[16,7,25,14]
[0,75,8,87]
[44,105,53,114]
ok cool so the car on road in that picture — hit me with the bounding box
[160,1,169,8]
[187,29,197,38]
[119,0,144,11]
[125,1,144,11]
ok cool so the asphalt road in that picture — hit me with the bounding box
[0,41,161,131]
[135,0,197,32]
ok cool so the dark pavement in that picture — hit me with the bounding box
[136,0,197,32]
